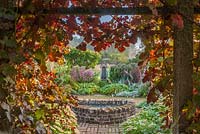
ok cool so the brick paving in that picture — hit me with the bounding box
[78,122,123,134]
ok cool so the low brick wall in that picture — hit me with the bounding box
[72,99,135,124]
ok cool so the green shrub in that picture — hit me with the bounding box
[72,83,100,95]
[64,48,101,68]
[122,99,172,134]
[53,63,71,86]
[130,82,149,97]
[109,62,141,84]
[115,90,137,97]
[98,83,129,95]
[97,80,111,88]
[135,101,148,108]
[115,82,149,97]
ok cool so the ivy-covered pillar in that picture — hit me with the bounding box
[0,0,16,132]
[173,0,194,133]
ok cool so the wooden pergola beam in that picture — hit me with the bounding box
[18,6,200,15]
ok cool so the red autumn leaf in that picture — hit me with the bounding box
[71,0,79,6]
[150,50,156,57]
[104,42,111,47]
[94,46,102,52]
[40,64,47,73]
[149,0,160,5]
[85,34,92,43]
[147,87,159,103]
[101,44,107,50]
[130,35,137,44]
[76,42,87,51]
[118,46,125,52]
[142,74,150,83]
[91,41,98,47]
[122,42,130,47]
[48,52,55,62]
[139,52,148,59]
[138,61,144,67]
[171,13,184,29]
[193,88,198,95]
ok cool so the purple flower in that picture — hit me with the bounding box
[70,66,95,82]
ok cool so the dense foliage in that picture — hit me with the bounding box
[98,83,129,95]
[53,48,100,88]
[109,62,141,84]
[72,82,100,95]
[64,48,101,68]
[122,99,172,134]
[53,62,71,86]
[0,2,79,133]
[100,44,142,64]
[71,80,149,97]
[14,59,77,133]
[97,80,111,88]
[116,82,149,97]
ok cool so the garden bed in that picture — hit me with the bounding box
[72,99,136,124]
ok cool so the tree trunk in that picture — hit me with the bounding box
[173,0,194,134]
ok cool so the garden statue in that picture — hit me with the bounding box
[101,64,107,80]
[100,58,110,80]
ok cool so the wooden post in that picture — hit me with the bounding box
[173,0,194,133]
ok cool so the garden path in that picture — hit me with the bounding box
[78,122,122,134]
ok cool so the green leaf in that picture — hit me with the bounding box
[0,64,17,76]
[187,122,200,133]
[167,0,177,5]
[44,36,53,53]
[193,58,200,67]
[193,95,200,107]
[5,38,17,48]
[34,49,45,60]
[34,49,46,65]
[0,86,8,100]
[10,54,26,64]
[0,75,5,84]
[0,50,8,59]
[157,57,164,62]
[35,109,45,120]
[56,31,64,41]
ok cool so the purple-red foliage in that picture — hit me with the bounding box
[70,66,95,82]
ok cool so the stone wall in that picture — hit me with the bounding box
[72,99,135,124]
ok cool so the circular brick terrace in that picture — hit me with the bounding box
[72,99,135,124]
